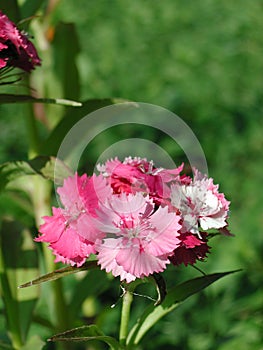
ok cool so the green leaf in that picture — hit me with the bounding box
[52,22,80,101]
[0,156,73,192]
[0,94,82,106]
[41,98,126,155]
[19,261,98,288]
[127,270,241,346]
[48,325,122,350]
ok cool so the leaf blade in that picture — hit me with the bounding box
[48,325,122,350]
[127,270,241,346]
[0,94,82,106]
[0,156,73,192]
[19,261,98,288]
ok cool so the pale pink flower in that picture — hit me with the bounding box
[94,192,181,282]
[35,173,110,266]
[171,169,230,236]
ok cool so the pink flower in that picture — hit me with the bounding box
[94,192,181,282]
[169,232,210,266]
[0,10,41,72]
[171,169,230,236]
[35,174,110,266]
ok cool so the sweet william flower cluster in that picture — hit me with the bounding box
[36,157,230,283]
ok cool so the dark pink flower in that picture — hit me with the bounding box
[97,157,183,205]
[0,10,41,72]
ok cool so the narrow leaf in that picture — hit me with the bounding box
[41,98,127,155]
[48,325,122,350]
[19,261,98,288]
[53,22,80,101]
[0,94,82,106]
[127,270,241,346]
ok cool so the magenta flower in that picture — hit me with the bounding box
[97,157,183,205]
[35,174,110,266]
[94,192,182,282]
[170,169,230,236]
[0,10,41,72]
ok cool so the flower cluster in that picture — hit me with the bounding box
[36,157,230,282]
[0,10,41,72]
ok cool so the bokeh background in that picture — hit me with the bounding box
[0,0,262,349]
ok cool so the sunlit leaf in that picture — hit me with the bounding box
[48,325,122,350]
[20,335,45,350]
[0,156,73,192]
[0,94,82,106]
[127,270,241,346]
[19,261,98,288]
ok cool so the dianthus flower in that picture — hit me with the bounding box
[35,174,110,266]
[35,157,231,280]
[94,192,182,282]
[0,10,41,72]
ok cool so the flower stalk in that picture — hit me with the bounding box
[119,284,134,347]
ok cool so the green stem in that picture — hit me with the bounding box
[24,85,70,349]
[119,285,134,347]
[26,103,40,159]
[0,246,23,349]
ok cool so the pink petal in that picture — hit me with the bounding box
[96,238,136,282]
[116,246,169,278]
[35,207,94,266]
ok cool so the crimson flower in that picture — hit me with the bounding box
[169,232,210,266]
[0,10,41,72]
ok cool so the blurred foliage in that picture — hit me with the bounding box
[0,0,263,349]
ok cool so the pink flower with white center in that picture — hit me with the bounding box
[171,169,230,236]
[35,173,110,266]
[94,192,181,282]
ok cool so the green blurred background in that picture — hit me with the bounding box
[0,0,262,349]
